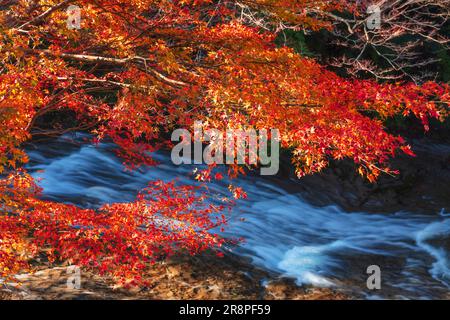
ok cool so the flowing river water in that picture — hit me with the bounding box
[25,133,450,299]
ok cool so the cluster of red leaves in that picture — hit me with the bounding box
[1,175,227,284]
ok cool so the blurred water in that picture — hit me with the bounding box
[26,133,450,299]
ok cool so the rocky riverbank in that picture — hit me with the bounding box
[0,252,349,300]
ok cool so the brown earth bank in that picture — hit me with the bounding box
[0,252,350,300]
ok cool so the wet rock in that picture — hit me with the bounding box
[273,138,450,215]
[264,278,347,300]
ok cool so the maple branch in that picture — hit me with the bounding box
[31,123,97,138]
[15,0,75,31]
[319,0,450,82]
[33,49,188,88]
[55,77,156,91]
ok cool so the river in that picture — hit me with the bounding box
[25,132,450,299]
